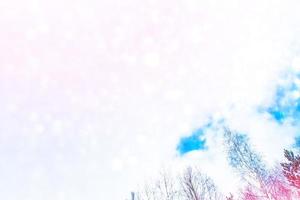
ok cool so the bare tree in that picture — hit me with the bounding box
[223,128,291,200]
[179,167,221,200]
[225,193,234,200]
[223,128,266,182]
[135,170,179,200]
[135,167,222,200]
[132,128,299,200]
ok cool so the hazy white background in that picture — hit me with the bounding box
[1,0,300,199]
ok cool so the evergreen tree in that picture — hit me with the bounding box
[281,149,300,190]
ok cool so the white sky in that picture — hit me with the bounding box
[1,0,300,199]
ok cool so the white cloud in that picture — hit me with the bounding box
[1,0,300,199]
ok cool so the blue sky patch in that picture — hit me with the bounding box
[294,136,300,148]
[267,107,286,123]
[176,125,209,155]
[265,76,300,124]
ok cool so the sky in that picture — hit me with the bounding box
[1,0,300,199]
